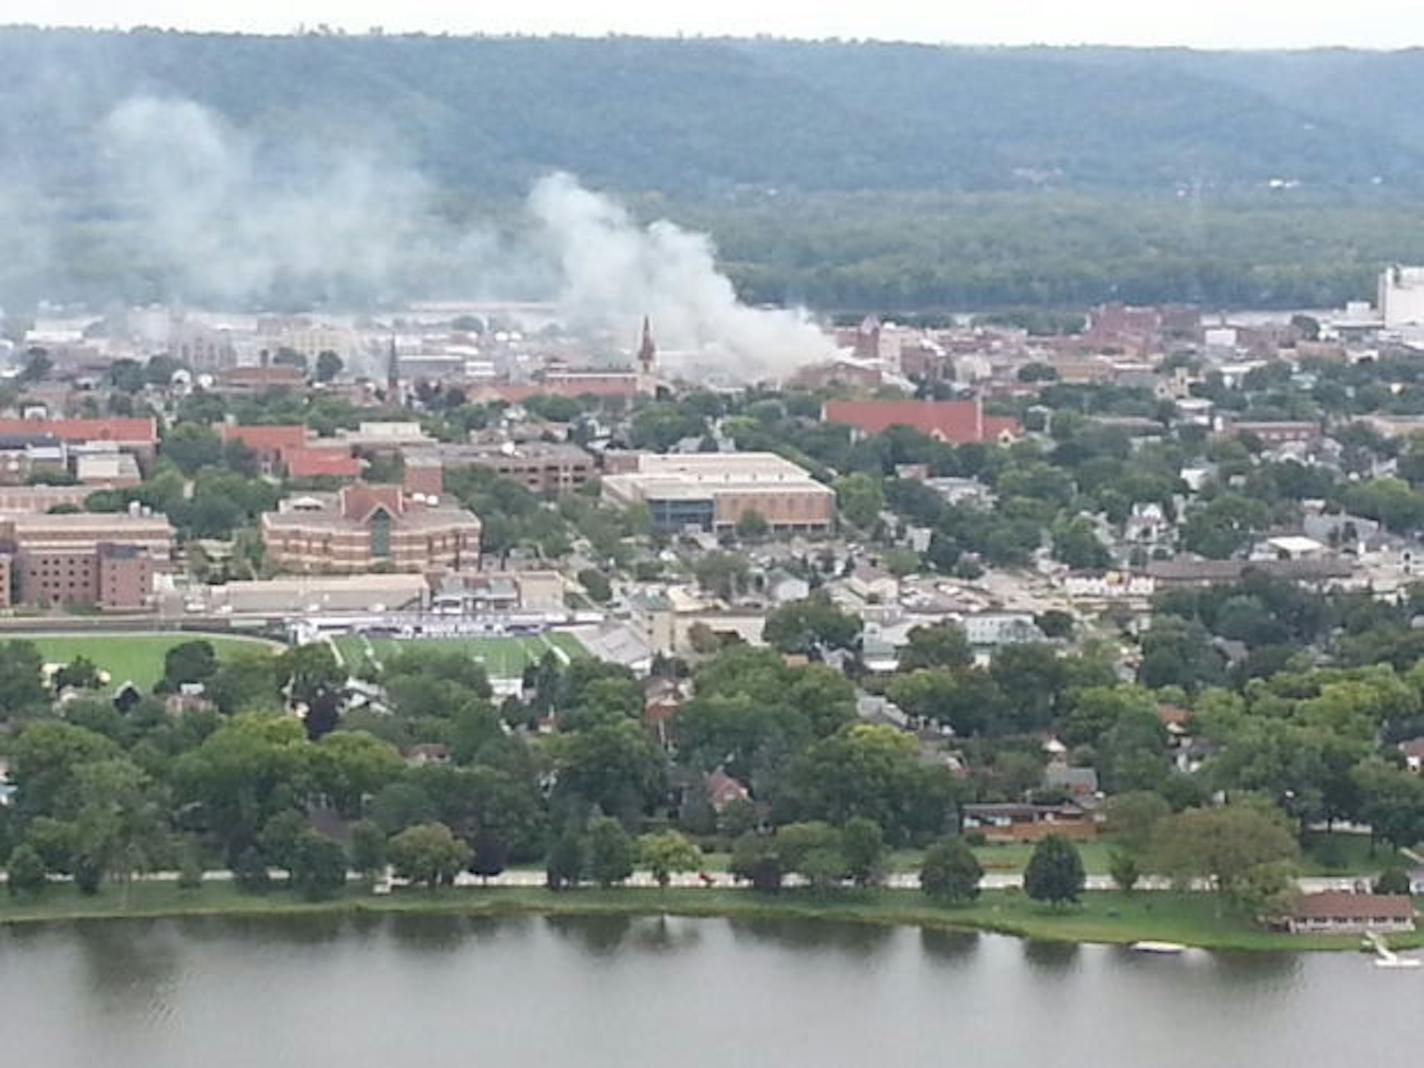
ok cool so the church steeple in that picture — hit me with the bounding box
[638,316,656,373]
[386,337,401,405]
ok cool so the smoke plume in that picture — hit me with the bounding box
[526,172,836,378]
[29,96,837,380]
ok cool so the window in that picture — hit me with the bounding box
[369,508,392,558]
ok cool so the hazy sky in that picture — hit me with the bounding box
[9,1,1424,50]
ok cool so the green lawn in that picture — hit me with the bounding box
[1,882,1415,952]
[332,632,586,680]
[16,633,279,690]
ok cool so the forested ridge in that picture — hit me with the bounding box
[7,28,1424,310]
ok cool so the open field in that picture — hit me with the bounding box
[0,883,1417,952]
[10,633,281,690]
[332,631,586,679]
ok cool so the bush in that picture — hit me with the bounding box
[6,843,47,897]
[233,846,272,894]
[73,854,104,896]
[1374,867,1413,895]
[1024,835,1086,906]
[920,837,983,904]
[290,831,349,901]
[176,846,206,891]
[964,830,988,847]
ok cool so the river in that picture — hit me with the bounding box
[0,913,1414,1066]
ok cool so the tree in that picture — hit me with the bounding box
[550,720,666,824]
[1108,850,1141,893]
[52,655,101,692]
[762,595,862,655]
[312,730,403,816]
[70,757,167,900]
[1023,835,1086,907]
[638,830,702,888]
[259,809,309,878]
[692,551,749,600]
[0,640,51,720]
[469,829,510,883]
[233,846,272,894]
[348,819,387,880]
[919,838,982,903]
[897,623,973,672]
[388,822,472,889]
[176,840,206,891]
[1374,868,1413,895]
[162,423,224,474]
[1151,804,1299,901]
[840,817,887,887]
[316,350,344,382]
[290,830,349,900]
[730,832,784,892]
[545,830,586,890]
[586,816,636,887]
[577,568,613,603]
[6,843,46,897]
[1101,791,1171,855]
[834,472,884,529]
[162,640,218,690]
[276,643,346,710]
[735,509,769,540]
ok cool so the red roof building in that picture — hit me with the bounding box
[822,399,1020,445]
[219,424,308,456]
[706,767,751,812]
[0,417,158,450]
[284,447,362,480]
[1288,892,1416,934]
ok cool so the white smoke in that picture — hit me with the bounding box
[100,97,437,304]
[89,97,834,380]
[527,172,836,378]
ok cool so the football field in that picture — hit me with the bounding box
[331,631,585,679]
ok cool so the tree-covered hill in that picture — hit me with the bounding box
[7,29,1424,311]
[2,28,1422,197]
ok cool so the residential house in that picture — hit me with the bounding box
[1287,892,1416,934]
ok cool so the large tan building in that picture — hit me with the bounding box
[261,484,482,574]
[601,452,834,534]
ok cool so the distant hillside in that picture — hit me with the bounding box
[1,28,1422,197]
[7,29,1424,312]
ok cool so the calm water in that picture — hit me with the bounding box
[0,913,1415,1067]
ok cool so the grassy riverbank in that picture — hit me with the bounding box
[2,882,1418,952]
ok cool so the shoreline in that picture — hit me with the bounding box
[2,885,1418,953]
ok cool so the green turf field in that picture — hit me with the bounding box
[12,633,280,690]
[331,631,586,679]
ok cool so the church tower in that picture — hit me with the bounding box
[636,316,657,395]
[386,337,401,406]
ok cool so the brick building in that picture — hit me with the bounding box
[0,512,174,610]
[402,442,594,497]
[822,398,1021,445]
[261,483,482,574]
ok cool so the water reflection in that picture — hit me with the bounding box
[1021,939,1081,972]
[919,927,980,966]
[72,921,180,1017]
[727,916,894,958]
[386,913,471,953]
[543,913,636,956]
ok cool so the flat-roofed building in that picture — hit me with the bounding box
[403,442,594,496]
[602,452,834,534]
[260,483,481,574]
[0,512,173,610]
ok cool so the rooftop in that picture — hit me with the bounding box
[1292,892,1415,920]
